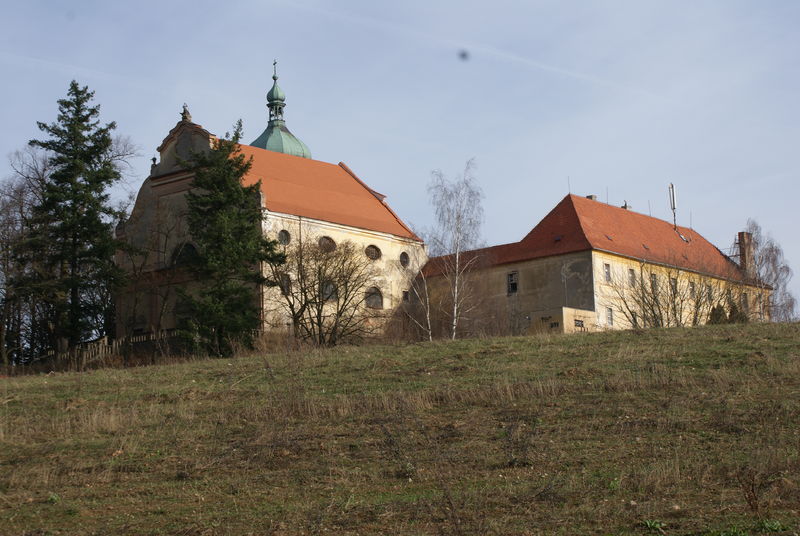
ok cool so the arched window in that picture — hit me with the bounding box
[170,243,198,267]
[322,280,337,302]
[399,251,410,268]
[318,236,336,253]
[277,229,291,245]
[278,273,291,296]
[365,287,383,309]
[365,245,382,260]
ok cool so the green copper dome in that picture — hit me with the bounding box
[266,78,285,102]
[251,122,311,159]
[250,61,311,159]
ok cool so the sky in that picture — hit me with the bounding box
[1,0,799,301]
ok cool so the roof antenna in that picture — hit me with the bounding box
[668,183,677,230]
[567,176,571,193]
[689,209,693,229]
[605,187,609,204]
[648,200,652,217]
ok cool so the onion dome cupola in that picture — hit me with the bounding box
[250,60,312,159]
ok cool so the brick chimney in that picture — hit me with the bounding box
[738,231,755,279]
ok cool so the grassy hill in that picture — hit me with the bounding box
[2,323,799,535]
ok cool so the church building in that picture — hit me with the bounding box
[115,65,426,340]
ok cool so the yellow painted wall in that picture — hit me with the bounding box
[591,250,770,330]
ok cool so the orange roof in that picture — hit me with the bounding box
[425,194,747,282]
[237,144,420,241]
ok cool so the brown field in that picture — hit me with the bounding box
[1,323,799,535]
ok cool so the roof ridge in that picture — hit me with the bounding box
[337,162,422,242]
[565,194,595,248]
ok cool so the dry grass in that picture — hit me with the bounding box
[1,322,799,535]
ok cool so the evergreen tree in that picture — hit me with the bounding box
[17,81,125,354]
[179,121,284,356]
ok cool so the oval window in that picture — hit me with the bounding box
[365,245,382,260]
[399,251,410,268]
[318,236,336,253]
[277,229,291,245]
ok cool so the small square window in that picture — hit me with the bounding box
[507,271,518,294]
[574,319,584,328]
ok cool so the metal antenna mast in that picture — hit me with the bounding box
[668,183,677,230]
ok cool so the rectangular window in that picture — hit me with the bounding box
[670,277,678,294]
[650,273,658,292]
[631,311,638,328]
[742,293,749,313]
[706,284,713,300]
[549,322,560,329]
[606,307,614,326]
[507,271,518,294]
[689,282,696,299]
[402,290,410,302]
[574,319,584,328]
[603,263,611,282]
[628,268,636,287]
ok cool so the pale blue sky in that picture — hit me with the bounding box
[2,1,798,299]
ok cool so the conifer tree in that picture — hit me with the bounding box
[17,81,125,354]
[179,121,284,356]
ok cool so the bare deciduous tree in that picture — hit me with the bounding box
[607,263,733,328]
[401,246,435,341]
[745,219,796,322]
[427,159,484,339]
[266,231,384,346]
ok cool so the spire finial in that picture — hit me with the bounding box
[272,59,278,81]
[181,103,192,122]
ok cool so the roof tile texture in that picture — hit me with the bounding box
[238,145,419,241]
[425,194,745,281]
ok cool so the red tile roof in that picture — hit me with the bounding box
[238,145,420,241]
[424,194,747,282]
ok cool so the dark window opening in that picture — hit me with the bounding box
[507,271,518,294]
[402,290,410,302]
[574,319,584,328]
[365,287,383,309]
[628,268,636,287]
[318,236,336,253]
[277,229,291,245]
[603,263,611,282]
[365,245,382,260]
[322,280,337,301]
[278,273,291,296]
[399,251,410,268]
[170,243,198,267]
